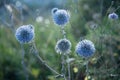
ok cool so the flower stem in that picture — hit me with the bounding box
[67,55,71,80]
[10,13,15,33]
[61,54,67,80]
[85,60,89,79]
[31,42,60,75]
[61,27,66,38]
[21,44,29,80]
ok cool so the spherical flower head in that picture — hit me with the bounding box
[55,39,71,54]
[75,40,95,58]
[15,25,34,44]
[51,8,58,15]
[108,12,118,20]
[52,9,70,26]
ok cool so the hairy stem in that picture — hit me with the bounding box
[67,55,71,80]
[85,60,89,79]
[21,44,29,80]
[31,42,60,75]
[61,27,66,38]
[61,54,67,80]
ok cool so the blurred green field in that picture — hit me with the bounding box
[0,0,120,80]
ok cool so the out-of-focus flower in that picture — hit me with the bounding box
[84,76,91,80]
[108,12,118,20]
[73,67,78,73]
[36,16,43,23]
[44,19,50,25]
[86,21,98,30]
[15,1,22,8]
[55,38,71,54]
[92,13,101,21]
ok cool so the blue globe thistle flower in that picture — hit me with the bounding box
[51,8,58,15]
[108,12,118,20]
[52,9,70,26]
[15,25,34,44]
[75,40,95,58]
[55,38,71,54]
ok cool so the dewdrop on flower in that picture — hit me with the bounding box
[52,8,70,26]
[55,39,71,54]
[75,40,95,58]
[108,12,118,20]
[15,25,34,44]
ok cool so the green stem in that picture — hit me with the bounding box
[32,42,60,75]
[85,60,89,79]
[61,54,67,80]
[67,55,71,80]
[21,44,29,80]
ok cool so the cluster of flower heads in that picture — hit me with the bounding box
[15,25,34,44]
[108,12,118,20]
[52,8,70,26]
[55,38,71,54]
[14,8,96,59]
[75,39,95,58]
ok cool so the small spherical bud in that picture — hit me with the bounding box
[15,25,34,44]
[52,9,70,26]
[51,8,58,14]
[55,39,71,54]
[108,12,118,20]
[75,39,95,58]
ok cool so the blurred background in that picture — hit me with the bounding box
[0,0,120,80]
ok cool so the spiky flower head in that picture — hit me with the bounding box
[75,39,95,58]
[55,38,71,54]
[108,12,118,20]
[15,25,34,44]
[52,8,70,26]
